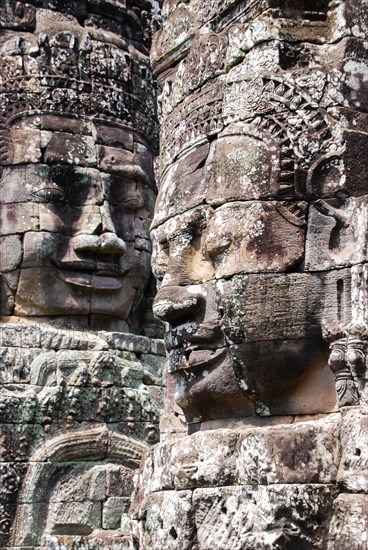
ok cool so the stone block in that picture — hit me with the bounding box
[152,144,210,226]
[134,142,155,186]
[45,500,102,536]
[305,197,368,271]
[207,201,306,277]
[327,493,368,550]
[0,203,39,235]
[227,339,336,417]
[103,332,151,354]
[0,269,20,315]
[21,231,62,268]
[106,464,134,498]
[50,164,107,206]
[95,122,134,150]
[97,145,135,174]
[0,347,41,384]
[216,272,324,342]
[164,429,239,491]
[140,354,165,386]
[135,490,194,549]
[6,130,42,165]
[342,130,368,197]
[235,416,341,485]
[134,218,152,239]
[192,484,339,550]
[135,417,341,498]
[44,133,97,166]
[39,204,101,236]
[337,408,368,493]
[0,165,49,204]
[0,235,23,272]
[102,496,130,529]
[41,114,93,135]
[322,267,352,340]
[207,134,280,202]
[15,267,90,317]
[0,273,15,316]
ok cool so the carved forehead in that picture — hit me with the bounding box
[0,115,155,191]
[153,131,280,228]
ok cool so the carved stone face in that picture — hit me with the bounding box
[152,132,335,425]
[0,120,154,322]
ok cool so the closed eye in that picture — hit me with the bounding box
[112,196,143,213]
[32,187,67,204]
[206,233,231,258]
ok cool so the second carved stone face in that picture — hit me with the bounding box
[1,121,155,322]
[152,133,335,425]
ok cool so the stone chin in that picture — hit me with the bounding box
[14,266,139,319]
[171,337,334,426]
[172,346,255,425]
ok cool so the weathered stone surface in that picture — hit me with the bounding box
[0,235,22,272]
[134,416,340,501]
[305,197,368,271]
[102,497,130,530]
[0,203,39,235]
[5,129,42,165]
[327,493,368,550]
[134,484,338,550]
[134,490,194,549]
[195,485,337,550]
[337,408,368,493]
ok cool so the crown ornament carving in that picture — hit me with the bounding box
[0,0,159,144]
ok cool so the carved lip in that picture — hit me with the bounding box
[166,321,226,373]
[165,323,224,352]
[168,346,227,374]
[53,260,126,289]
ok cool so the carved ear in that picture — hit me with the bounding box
[306,151,344,198]
[0,131,14,165]
[51,31,76,50]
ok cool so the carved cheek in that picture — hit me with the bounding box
[207,202,305,278]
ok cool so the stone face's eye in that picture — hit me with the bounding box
[111,194,143,213]
[151,229,169,281]
[205,231,232,259]
[159,233,169,250]
[32,187,67,204]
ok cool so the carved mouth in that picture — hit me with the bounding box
[53,260,127,290]
[168,346,227,374]
[165,322,224,351]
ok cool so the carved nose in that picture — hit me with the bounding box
[153,286,202,323]
[99,233,126,256]
[74,234,126,257]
